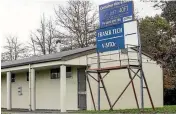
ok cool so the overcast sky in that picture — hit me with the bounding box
[0,0,162,51]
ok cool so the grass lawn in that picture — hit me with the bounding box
[1,105,176,114]
[77,105,176,113]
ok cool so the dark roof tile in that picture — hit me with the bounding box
[1,46,96,69]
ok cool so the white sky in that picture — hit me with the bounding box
[0,0,162,51]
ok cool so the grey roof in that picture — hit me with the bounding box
[1,46,164,69]
[1,46,96,69]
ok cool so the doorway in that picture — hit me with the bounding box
[77,68,87,110]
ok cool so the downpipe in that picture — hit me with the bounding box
[29,64,31,111]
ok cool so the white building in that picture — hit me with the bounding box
[1,46,163,112]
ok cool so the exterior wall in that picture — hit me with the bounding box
[86,49,163,110]
[66,67,78,110]
[1,49,163,110]
[1,66,78,110]
[1,72,29,109]
[36,67,78,110]
[36,69,60,110]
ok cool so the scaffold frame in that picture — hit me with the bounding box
[85,44,155,112]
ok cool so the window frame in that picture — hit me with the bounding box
[50,67,72,79]
[50,68,60,79]
[27,72,29,81]
[66,67,72,78]
[11,73,15,82]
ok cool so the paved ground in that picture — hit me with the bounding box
[2,111,80,114]
[2,112,59,114]
[1,109,74,114]
[2,111,78,114]
[2,112,80,114]
[2,111,61,114]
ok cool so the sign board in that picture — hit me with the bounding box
[96,21,138,52]
[96,24,125,52]
[99,1,134,28]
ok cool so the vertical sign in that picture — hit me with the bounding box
[99,1,134,28]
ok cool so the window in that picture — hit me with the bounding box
[50,68,60,79]
[11,73,15,82]
[27,72,29,81]
[66,67,72,78]
[50,67,72,79]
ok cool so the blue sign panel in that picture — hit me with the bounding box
[99,1,134,28]
[96,23,125,52]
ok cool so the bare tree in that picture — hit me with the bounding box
[54,0,98,49]
[46,19,58,54]
[1,52,10,62]
[31,14,47,55]
[29,33,37,56]
[30,15,58,55]
[2,35,29,62]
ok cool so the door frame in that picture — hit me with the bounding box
[77,67,87,110]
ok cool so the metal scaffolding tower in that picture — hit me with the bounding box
[85,44,155,112]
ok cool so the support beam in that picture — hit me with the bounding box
[60,65,66,112]
[127,68,139,110]
[97,52,101,111]
[7,71,12,110]
[97,74,100,111]
[137,20,144,110]
[99,74,112,110]
[31,69,36,111]
[86,74,96,110]
[142,70,155,110]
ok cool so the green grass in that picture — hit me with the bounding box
[1,105,176,113]
[76,105,176,113]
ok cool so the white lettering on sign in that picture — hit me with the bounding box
[100,1,130,11]
[119,6,128,13]
[98,28,123,38]
[102,42,116,48]
[112,28,123,34]
[113,1,130,6]
[100,4,114,11]
[98,30,111,37]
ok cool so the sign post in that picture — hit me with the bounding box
[137,20,144,110]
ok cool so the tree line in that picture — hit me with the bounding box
[1,1,176,88]
[1,0,98,61]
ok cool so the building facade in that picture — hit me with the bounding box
[1,47,163,112]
